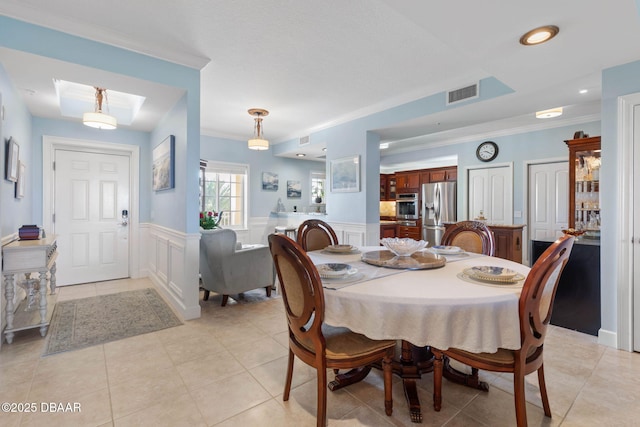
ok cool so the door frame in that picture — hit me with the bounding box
[522,157,567,266]
[42,136,141,281]
[616,93,640,351]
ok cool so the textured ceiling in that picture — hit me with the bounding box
[1,0,639,161]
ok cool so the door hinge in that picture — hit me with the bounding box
[52,213,55,223]
[53,161,55,171]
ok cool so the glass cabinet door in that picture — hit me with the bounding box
[566,136,601,232]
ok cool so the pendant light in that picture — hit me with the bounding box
[83,87,117,130]
[248,108,269,150]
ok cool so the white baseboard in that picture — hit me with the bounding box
[597,328,618,349]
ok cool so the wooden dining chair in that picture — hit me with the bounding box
[296,219,339,251]
[432,234,575,427]
[268,233,395,427]
[440,220,496,255]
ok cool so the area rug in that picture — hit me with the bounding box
[44,288,182,356]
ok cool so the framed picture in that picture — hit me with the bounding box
[15,161,25,199]
[262,172,278,191]
[287,180,301,198]
[5,137,19,182]
[331,155,360,193]
[152,135,175,191]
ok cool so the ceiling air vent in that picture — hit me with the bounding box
[446,82,479,105]
[299,135,310,146]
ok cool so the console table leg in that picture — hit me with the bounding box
[39,270,48,325]
[49,262,57,294]
[4,273,15,344]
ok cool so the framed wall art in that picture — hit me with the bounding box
[287,180,301,198]
[5,137,19,182]
[152,135,175,191]
[262,171,278,191]
[330,155,360,193]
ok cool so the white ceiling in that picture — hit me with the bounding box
[1,0,639,163]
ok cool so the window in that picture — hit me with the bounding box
[311,171,326,204]
[200,160,248,229]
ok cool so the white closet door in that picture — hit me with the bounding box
[528,162,569,241]
[468,166,513,224]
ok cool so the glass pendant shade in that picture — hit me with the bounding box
[247,108,269,150]
[83,87,117,130]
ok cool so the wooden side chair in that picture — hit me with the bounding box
[296,219,339,251]
[440,220,496,255]
[432,235,575,427]
[268,233,395,427]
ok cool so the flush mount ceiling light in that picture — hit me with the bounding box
[296,153,306,157]
[83,87,117,129]
[519,25,559,46]
[536,107,563,119]
[247,108,269,150]
[379,142,389,149]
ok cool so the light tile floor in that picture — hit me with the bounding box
[1,278,639,426]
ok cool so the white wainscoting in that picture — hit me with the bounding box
[144,224,201,320]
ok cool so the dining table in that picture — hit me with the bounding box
[307,245,531,423]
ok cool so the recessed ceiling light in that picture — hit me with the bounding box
[322,147,327,152]
[379,143,389,149]
[579,89,588,94]
[536,107,563,119]
[519,25,559,46]
[296,153,306,157]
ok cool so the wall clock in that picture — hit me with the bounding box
[476,141,499,162]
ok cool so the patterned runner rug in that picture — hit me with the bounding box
[44,288,182,356]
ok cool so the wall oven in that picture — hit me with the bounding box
[396,193,419,220]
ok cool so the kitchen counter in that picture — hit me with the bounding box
[534,235,600,246]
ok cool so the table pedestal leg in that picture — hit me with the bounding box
[327,367,372,391]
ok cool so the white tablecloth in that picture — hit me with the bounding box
[308,247,531,353]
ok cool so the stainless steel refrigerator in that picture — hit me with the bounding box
[421,182,457,246]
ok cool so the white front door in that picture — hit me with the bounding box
[528,161,569,241]
[54,149,130,286]
[468,166,513,224]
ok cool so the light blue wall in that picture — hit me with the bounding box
[601,59,640,334]
[273,77,514,225]
[0,15,201,234]
[150,94,189,230]
[201,135,326,218]
[382,121,601,222]
[0,63,33,237]
[31,117,151,222]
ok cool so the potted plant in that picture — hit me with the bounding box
[200,211,223,229]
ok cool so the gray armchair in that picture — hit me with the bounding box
[200,228,274,306]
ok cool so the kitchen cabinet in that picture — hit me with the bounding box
[396,220,421,240]
[490,224,524,264]
[442,223,523,263]
[379,174,396,201]
[419,167,457,185]
[396,172,419,192]
[531,238,600,336]
[380,223,397,239]
[565,136,601,230]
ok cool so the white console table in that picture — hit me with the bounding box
[2,236,58,344]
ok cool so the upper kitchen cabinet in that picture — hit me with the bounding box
[565,136,601,231]
[396,171,420,192]
[420,167,458,185]
[380,174,396,201]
